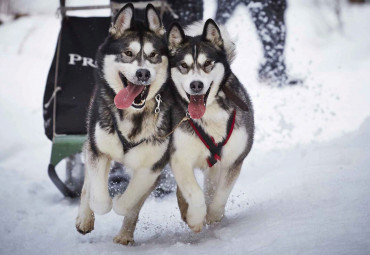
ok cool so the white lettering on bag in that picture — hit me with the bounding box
[68,53,97,68]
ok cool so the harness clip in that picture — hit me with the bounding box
[186,111,191,119]
[154,94,162,114]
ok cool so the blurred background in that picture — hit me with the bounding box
[0,0,369,254]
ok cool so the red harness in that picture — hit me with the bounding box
[188,109,236,167]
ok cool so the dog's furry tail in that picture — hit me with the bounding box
[185,21,236,64]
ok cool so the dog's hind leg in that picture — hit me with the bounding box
[206,162,242,225]
[204,165,222,206]
[113,185,154,245]
[113,168,160,216]
[76,165,95,234]
[85,147,112,215]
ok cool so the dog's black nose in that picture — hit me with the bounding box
[136,69,151,82]
[190,81,204,93]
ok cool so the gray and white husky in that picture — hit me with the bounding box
[167,20,254,232]
[75,3,172,245]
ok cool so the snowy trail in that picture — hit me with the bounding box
[1,1,370,254]
[0,119,369,255]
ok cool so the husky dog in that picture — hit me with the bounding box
[75,3,172,245]
[167,20,254,232]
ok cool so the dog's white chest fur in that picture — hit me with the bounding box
[198,103,230,144]
[94,110,167,170]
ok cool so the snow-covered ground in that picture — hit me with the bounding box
[1,1,370,254]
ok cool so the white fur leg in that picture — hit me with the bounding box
[187,203,207,233]
[206,190,228,225]
[113,168,160,216]
[204,165,221,206]
[171,156,206,233]
[76,168,95,234]
[206,164,242,225]
[85,150,112,215]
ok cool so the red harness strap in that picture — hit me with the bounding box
[188,109,236,167]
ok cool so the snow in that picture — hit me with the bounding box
[1,0,370,254]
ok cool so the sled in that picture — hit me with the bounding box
[43,1,111,198]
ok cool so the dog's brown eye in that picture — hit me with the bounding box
[149,52,157,58]
[204,59,212,67]
[124,50,133,57]
[181,63,188,69]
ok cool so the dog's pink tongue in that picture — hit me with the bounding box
[114,83,144,109]
[188,95,206,119]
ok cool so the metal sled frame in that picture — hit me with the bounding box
[48,135,86,198]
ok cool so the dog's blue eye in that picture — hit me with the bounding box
[149,52,157,58]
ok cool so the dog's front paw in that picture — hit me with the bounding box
[206,211,223,225]
[76,214,95,235]
[113,234,134,246]
[206,205,225,225]
[112,195,134,216]
[89,186,112,215]
[89,197,112,215]
[186,203,206,233]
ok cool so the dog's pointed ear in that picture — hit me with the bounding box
[202,19,223,48]
[168,23,185,51]
[109,3,134,37]
[145,4,165,36]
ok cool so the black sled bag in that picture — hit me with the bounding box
[43,16,110,140]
